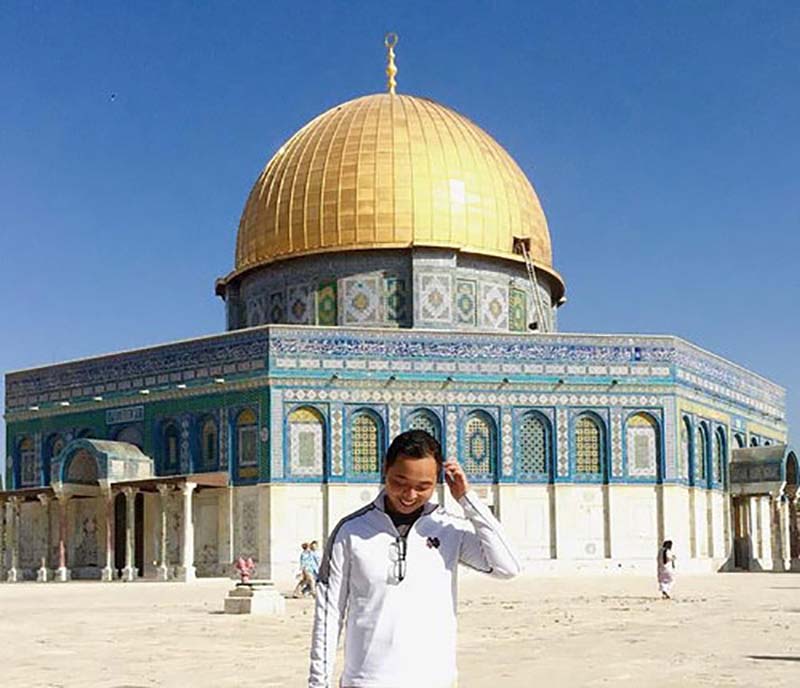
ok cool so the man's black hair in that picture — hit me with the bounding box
[385,429,443,469]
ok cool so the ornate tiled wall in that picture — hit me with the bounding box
[5,325,788,491]
[417,272,453,325]
[479,283,509,330]
[501,408,514,477]
[610,407,624,477]
[234,490,258,560]
[342,275,383,325]
[246,295,267,327]
[269,292,284,323]
[236,250,410,329]
[317,281,337,326]
[509,288,527,332]
[230,248,556,333]
[331,403,344,476]
[270,388,284,480]
[623,410,660,478]
[411,250,551,332]
[455,279,477,327]
[285,404,328,478]
[279,385,693,484]
[286,284,313,325]
[663,397,677,480]
[384,277,409,325]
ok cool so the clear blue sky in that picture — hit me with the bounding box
[2,2,799,477]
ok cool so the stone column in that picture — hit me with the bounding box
[101,491,115,582]
[770,495,786,572]
[157,484,171,581]
[36,494,52,582]
[55,494,71,582]
[121,487,138,582]
[759,496,772,562]
[781,495,791,570]
[746,497,757,565]
[6,498,21,582]
[177,482,197,582]
[218,486,234,576]
[789,494,800,572]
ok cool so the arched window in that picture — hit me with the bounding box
[518,413,550,479]
[713,428,725,483]
[680,417,692,479]
[236,409,258,467]
[66,449,98,484]
[750,436,759,447]
[787,452,798,489]
[626,413,659,477]
[407,409,442,443]
[44,434,65,486]
[115,425,143,450]
[734,433,745,449]
[696,424,709,483]
[200,417,218,470]
[18,437,36,487]
[288,406,325,476]
[574,415,602,475]
[48,434,65,459]
[163,422,180,472]
[463,412,496,480]
[351,411,381,475]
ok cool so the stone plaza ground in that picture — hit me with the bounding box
[0,573,797,687]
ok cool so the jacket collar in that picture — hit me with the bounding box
[373,489,440,516]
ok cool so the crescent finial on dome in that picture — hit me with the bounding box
[385,33,398,94]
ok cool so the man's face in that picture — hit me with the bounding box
[384,454,438,514]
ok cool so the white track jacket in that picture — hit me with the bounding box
[308,490,521,688]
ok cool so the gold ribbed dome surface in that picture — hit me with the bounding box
[232,93,561,289]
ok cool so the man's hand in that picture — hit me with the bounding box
[443,460,470,500]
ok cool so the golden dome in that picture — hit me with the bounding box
[228,93,563,296]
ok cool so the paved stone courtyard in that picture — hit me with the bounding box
[0,573,797,687]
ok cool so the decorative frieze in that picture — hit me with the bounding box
[106,406,144,425]
[7,327,784,427]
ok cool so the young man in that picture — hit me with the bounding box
[308,429,521,688]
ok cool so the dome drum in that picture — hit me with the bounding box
[223,248,558,333]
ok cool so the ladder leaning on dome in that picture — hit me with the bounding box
[513,236,549,333]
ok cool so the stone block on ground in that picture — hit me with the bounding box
[223,580,286,615]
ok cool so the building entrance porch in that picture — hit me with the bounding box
[729,444,798,572]
[0,438,228,583]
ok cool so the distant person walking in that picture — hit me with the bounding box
[294,543,318,598]
[657,540,676,599]
[308,540,321,580]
